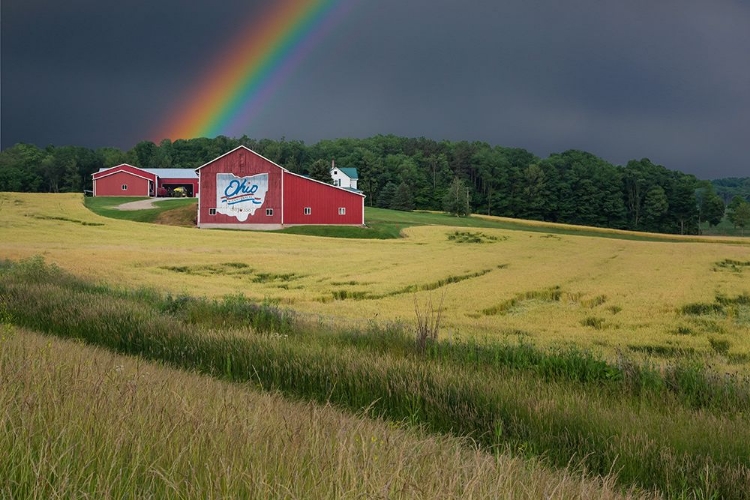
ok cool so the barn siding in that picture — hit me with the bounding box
[283,173,364,225]
[93,165,157,197]
[198,148,283,226]
[94,171,152,197]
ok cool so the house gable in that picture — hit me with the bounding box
[331,166,359,190]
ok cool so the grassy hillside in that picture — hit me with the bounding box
[2,261,746,497]
[83,196,197,223]
[3,193,750,497]
[3,193,750,372]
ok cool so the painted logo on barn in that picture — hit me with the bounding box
[216,173,269,221]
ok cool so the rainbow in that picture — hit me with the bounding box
[154,0,354,141]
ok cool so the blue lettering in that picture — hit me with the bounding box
[224,178,259,198]
[224,180,241,198]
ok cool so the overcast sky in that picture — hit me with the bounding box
[2,0,749,179]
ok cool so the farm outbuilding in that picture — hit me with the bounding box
[196,146,365,230]
[149,169,200,197]
[92,164,157,197]
[93,165,199,197]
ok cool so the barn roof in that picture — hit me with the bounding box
[97,164,138,172]
[144,169,197,179]
[96,166,197,179]
[93,164,156,181]
[194,145,281,173]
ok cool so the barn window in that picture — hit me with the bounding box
[209,208,216,216]
[121,184,128,191]
[266,208,273,216]
[338,207,346,215]
[334,179,341,187]
[304,207,312,215]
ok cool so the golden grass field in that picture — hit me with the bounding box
[3,192,750,368]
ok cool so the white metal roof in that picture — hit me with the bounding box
[144,168,198,179]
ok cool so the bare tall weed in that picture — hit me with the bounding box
[415,293,444,352]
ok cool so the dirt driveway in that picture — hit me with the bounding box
[116,198,186,211]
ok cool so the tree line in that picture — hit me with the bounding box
[1,135,748,234]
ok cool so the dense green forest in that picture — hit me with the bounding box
[712,177,750,204]
[1,135,748,234]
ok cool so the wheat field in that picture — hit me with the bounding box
[2,192,750,367]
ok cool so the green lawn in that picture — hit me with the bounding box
[83,196,198,223]
[281,208,728,242]
[277,208,514,239]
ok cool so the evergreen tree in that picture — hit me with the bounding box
[391,182,414,211]
[309,159,333,184]
[376,182,398,208]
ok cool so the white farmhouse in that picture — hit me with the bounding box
[331,162,359,191]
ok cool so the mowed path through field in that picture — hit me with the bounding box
[3,192,750,367]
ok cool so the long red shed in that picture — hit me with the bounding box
[196,146,365,229]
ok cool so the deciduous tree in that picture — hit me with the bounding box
[733,201,750,235]
[642,186,669,232]
[443,177,470,217]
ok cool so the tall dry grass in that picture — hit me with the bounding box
[0,329,648,499]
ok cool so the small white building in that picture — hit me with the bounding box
[331,162,359,191]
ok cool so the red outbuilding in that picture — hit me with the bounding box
[196,146,365,229]
[92,164,158,197]
[93,165,199,197]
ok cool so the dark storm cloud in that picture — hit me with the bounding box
[2,0,749,178]
[2,0,263,147]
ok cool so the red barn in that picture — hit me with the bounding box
[93,165,199,197]
[196,146,365,229]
